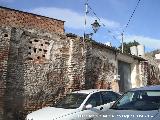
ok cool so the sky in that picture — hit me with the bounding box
[1,0,160,52]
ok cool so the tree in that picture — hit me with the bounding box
[118,40,140,54]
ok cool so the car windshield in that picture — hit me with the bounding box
[111,90,160,111]
[53,93,88,109]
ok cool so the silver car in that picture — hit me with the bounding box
[26,89,120,120]
[94,85,160,120]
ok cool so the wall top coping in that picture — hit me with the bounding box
[85,38,146,61]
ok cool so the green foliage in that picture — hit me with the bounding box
[118,40,140,54]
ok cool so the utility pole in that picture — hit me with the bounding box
[84,0,88,39]
[121,33,124,53]
[82,0,88,55]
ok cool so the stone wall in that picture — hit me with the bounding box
[0,6,64,34]
[23,32,85,115]
[0,7,83,120]
[4,27,26,120]
[84,40,117,89]
[146,63,160,85]
[144,54,160,85]
[0,27,11,120]
[0,26,85,120]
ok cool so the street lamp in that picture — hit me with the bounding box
[85,20,101,39]
[91,20,101,33]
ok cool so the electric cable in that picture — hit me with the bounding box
[122,0,141,34]
[87,4,120,42]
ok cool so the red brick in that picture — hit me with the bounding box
[0,7,65,34]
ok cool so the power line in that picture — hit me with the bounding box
[87,4,120,42]
[121,0,141,53]
[122,0,141,34]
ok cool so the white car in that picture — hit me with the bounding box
[94,85,160,120]
[26,89,120,120]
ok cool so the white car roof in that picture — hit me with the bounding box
[130,85,160,91]
[72,89,113,94]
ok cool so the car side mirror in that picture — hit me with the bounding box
[84,104,93,110]
[110,101,115,107]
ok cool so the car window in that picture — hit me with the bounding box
[114,92,121,98]
[54,93,88,109]
[101,91,119,104]
[117,92,134,106]
[111,90,160,110]
[85,92,102,107]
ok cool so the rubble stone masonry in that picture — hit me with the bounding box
[0,27,11,120]
[84,41,117,89]
[0,27,85,120]
[0,7,72,120]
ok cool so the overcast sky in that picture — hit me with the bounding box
[1,0,160,52]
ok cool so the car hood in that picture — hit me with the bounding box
[27,107,78,120]
[98,109,159,120]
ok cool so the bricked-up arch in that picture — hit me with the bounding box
[0,6,65,34]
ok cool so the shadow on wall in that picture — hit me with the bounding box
[85,55,103,89]
[4,28,25,120]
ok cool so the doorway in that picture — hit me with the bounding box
[118,61,131,93]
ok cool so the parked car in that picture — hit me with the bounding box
[26,89,120,120]
[94,85,160,120]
